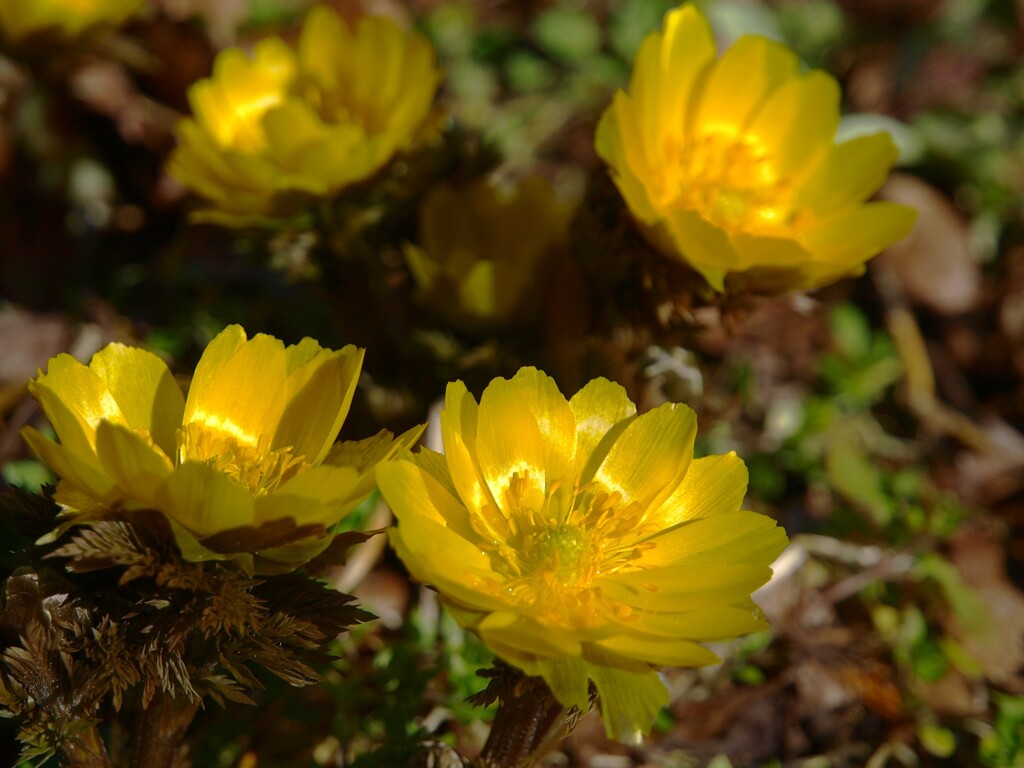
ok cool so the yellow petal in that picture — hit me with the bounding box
[378,457,479,544]
[94,422,173,506]
[623,605,768,641]
[389,517,508,614]
[327,424,426,501]
[283,336,325,371]
[170,120,278,203]
[21,426,118,503]
[459,260,498,319]
[476,368,576,498]
[259,99,333,175]
[297,5,352,92]
[600,562,774,612]
[662,208,736,290]
[88,344,184,458]
[569,376,636,482]
[593,402,696,510]
[524,655,591,711]
[183,325,245,413]
[645,453,747,530]
[798,132,900,217]
[350,16,438,142]
[403,242,437,290]
[744,70,839,181]
[403,446,459,498]
[273,345,363,463]
[477,611,582,659]
[585,661,669,744]
[252,493,334,528]
[595,92,659,223]
[647,3,716,152]
[596,633,719,668]
[441,380,501,522]
[693,35,800,138]
[803,201,919,269]
[636,511,788,571]
[274,464,361,509]
[730,232,813,272]
[202,40,295,152]
[31,353,127,452]
[624,30,665,154]
[156,462,255,536]
[292,125,384,190]
[52,482,109,515]
[184,327,288,447]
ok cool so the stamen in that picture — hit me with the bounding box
[490,472,660,629]
[177,423,308,497]
[659,131,793,237]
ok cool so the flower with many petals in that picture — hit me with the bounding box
[404,177,573,332]
[23,325,422,571]
[378,367,787,742]
[168,6,442,225]
[0,0,142,42]
[595,2,917,292]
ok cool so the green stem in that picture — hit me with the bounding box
[129,690,198,768]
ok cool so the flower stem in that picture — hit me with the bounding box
[476,669,577,768]
[129,691,198,768]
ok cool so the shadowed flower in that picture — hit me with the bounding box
[23,325,422,571]
[0,0,143,42]
[168,5,442,226]
[403,177,573,332]
[595,2,917,292]
[378,367,787,742]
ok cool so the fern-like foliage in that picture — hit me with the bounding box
[0,492,373,764]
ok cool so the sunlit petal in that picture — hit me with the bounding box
[595,2,917,292]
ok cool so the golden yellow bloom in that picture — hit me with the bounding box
[23,325,421,571]
[404,177,573,331]
[0,0,142,41]
[168,6,442,226]
[595,3,917,292]
[378,368,787,742]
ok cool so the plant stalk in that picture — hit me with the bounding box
[477,672,574,768]
[129,690,199,768]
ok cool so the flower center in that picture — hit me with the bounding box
[177,422,307,497]
[660,131,793,237]
[478,471,658,628]
[526,523,588,584]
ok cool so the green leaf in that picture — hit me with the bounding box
[919,723,957,758]
[505,51,557,92]
[829,303,872,362]
[826,435,892,525]
[532,8,603,62]
[1,460,55,494]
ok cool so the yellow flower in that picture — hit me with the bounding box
[404,177,573,331]
[22,325,422,571]
[378,367,787,742]
[0,0,142,41]
[167,6,442,226]
[595,3,917,292]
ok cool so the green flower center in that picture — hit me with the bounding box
[527,523,588,583]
